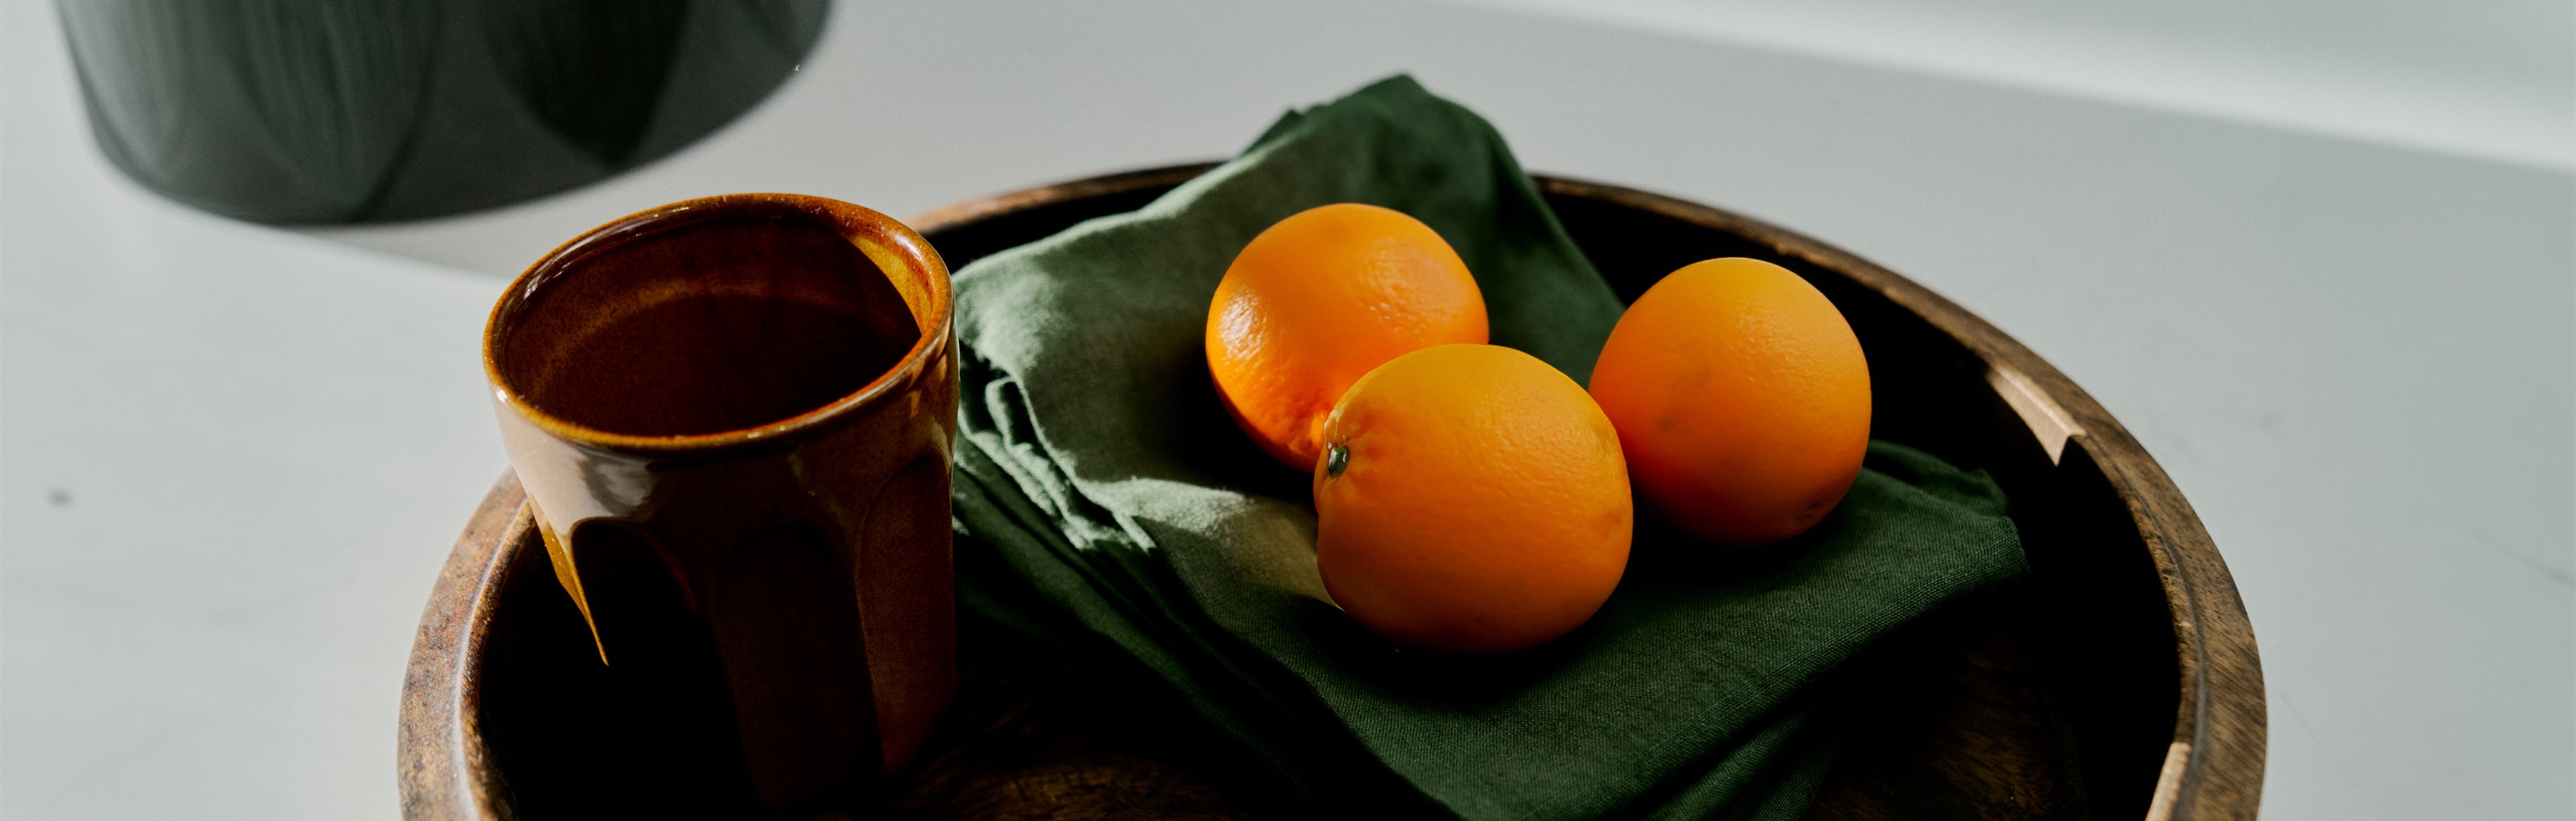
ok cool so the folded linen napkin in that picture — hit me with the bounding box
[945,76,2026,820]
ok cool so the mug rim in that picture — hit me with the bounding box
[482,192,954,455]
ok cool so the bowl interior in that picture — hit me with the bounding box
[447,171,2212,820]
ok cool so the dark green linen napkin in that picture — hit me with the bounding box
[945,76,2027,820]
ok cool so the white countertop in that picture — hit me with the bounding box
[4,1,2568,818]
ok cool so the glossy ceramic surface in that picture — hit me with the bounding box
[482,193,958,816]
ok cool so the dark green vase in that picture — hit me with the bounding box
[59,0,829,225]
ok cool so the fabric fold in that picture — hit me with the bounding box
[945,75,2029,820]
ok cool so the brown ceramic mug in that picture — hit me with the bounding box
[483,194,957,815]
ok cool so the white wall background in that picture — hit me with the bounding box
[1460,0,2576,170]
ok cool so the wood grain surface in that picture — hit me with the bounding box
[399,166,2264,820]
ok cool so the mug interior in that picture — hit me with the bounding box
[494,201,924,438]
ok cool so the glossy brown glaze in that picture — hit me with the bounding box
[481,194,960,817]
[406,169,2263,820]
[497,212,920,438]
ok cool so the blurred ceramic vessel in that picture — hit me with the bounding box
[58,0,828,224]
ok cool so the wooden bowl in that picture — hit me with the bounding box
[401,164,2265,820]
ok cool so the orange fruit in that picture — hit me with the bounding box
[1207,203,1488,470]
[1588,257,1871,546]
[1312,344,1631,654]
